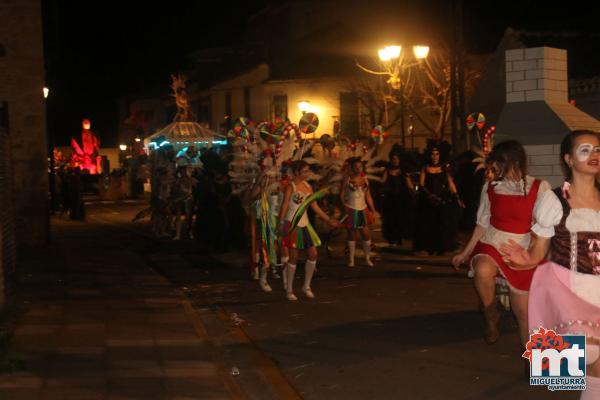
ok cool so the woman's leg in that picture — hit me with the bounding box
[431,205,444,254]
[185,200,195,239]
[473,256,500,344]
[281,246,289,288]
[347,229,357,267]
[258,229,272,292]
[582,341,600,399]
[381,199,395,244]
[173,206,182,240]
[359,226,373,267]
[302,247,318,298]
[473,256,497,306]
[508,289,529,346]
[286,248,298,301]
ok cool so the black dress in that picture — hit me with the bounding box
[382,168,414,244]
[414,169,458,254]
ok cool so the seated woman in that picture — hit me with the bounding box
[453,141,556,346]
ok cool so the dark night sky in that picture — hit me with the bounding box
[43,0,276,146]
[43,1,600,147]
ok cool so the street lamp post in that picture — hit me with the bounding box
[44,86,55,220]
[377,45,429,148]
[409,114,415,150]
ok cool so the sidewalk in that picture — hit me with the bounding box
[0,218,246,400]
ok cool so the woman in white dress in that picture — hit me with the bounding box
[340,157,377,267]
[502,130,600,399]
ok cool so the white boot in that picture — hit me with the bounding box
[302,260,316,299]
[271,264,280,279]
[281,256,289,288]
[348,241,356,267]
[259,265,272,292]
[252,253,260,280]
[286,263,297,301]
[363,240,374,267]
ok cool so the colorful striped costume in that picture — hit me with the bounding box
[281,181,321,249]
[344,180,371,229]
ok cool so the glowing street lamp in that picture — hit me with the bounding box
[378,45,401,62]
[413,45,430,59]
[43,87,49,99]
[134,137,141,142]
[119,144,127,151]
[362,43,430,147]
[298,100,311,114]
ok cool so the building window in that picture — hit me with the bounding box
[244,87,251,118]
[197,96,211,126]
[272,94,288,120]
[340,92,359,138]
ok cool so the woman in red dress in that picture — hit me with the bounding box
[452,141,558,345]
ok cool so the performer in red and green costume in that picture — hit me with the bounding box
[279,160,338,301]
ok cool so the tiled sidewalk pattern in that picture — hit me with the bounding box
[0,219,237,400]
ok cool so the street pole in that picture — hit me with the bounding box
[409,114,415,151]
[383,97,389,127]
[450,0,459,153]
[400,81,406,148]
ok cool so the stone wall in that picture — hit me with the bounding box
[0,0,49,245]
[505,47,568,104]
[524,144,564,188]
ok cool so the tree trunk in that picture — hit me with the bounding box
[0,229,4,309]
[457,0,468,151]
[450,11,459,153]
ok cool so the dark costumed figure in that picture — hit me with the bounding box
[414,142,462,255]
[381,150,415,246]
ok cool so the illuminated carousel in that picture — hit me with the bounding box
[144,74,225,154]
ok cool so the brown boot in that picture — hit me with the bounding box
[482,302,500,344]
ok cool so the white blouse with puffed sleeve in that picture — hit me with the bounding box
[475,176,561,250]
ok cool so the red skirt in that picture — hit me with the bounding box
[470,241,536,292]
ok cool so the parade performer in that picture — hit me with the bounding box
[501,131,600,398]
[144,141,176,238]
[381,150,415,246]
[415,142,462,255]
[341,157,377,267]
[248,164,284,292]
[452,140,555,345]
[279,160,337,301]
[317,138,384,259]
[228,117,298,289]
[172,163,198,240]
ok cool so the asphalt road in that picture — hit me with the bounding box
[83,200,578,400]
